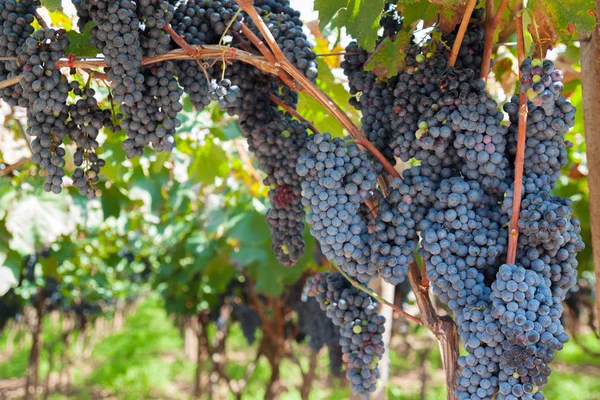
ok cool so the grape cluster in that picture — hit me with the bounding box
[341,41,397,162]
[297,133,378,283]
[67,84,115,199]
[18,29,70,194]
[231,302,262,345]
[138,0,174,58]
[519,59,565,107]
[290,281,341,354]
[0,0,38,107]
[121,61,183,157]
[208,78,241,110]
[250,0,318,81]
[443,7,488,75]
[85,0,144,107]
[368,179,418,285]
[266,187,305,267]
[309,272,386,397]
[379,0,402,38]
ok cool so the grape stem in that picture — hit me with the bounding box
[332,262,423,326]
[268,94,321,134]
[506,0,529,265]
[164,23,199,56]
[481,0,509,80]
[34,10,49,30]
[234,0,364,140]
[0,157,32,177]
[448,0,478,67]
[356,138,400,179]
[239,22,277,64]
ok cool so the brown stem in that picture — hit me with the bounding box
[246,278,278,340]
[364,198,379,218]
[448,0,478,67]
[164,23,198,55]
[356,138,400,179]
[421,261,430,289]
[25,300,44,400]
[481,0,509,80]
[408,263,459,400]
[269,94,321,134]
[0,47,280,91]
[235,0,363,138]
[35,11,49,30]
[0,157,31,177]
[281,62,363,139]
[507,0,529,265]
[580,0,600,336]
[333,254,422,325]
[237,0,287,62]
[240,22,277,64]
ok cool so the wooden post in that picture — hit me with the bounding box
[580,4,600,329]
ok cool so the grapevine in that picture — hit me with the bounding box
[0,0,592,399]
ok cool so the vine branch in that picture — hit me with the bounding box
[0,157,32,177]
[356,138,400,179]
[506,0,529,264]
[481,0,509,80]
[448,0,478,67]
[332,261,423,326]
[269,94,321,134]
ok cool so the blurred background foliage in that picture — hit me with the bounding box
[0,0,598,399]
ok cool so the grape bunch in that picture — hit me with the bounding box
[67,84,116,199]
[18,29,70,194]
[138,0,174,58]
[309,272,386,397]
[249,0,318,81]
[368,179,418,285]
[231,302,262,345]
[0,0,38,107]
[121,61,183,157]
[297,133,378,283]
[208,78,241,110]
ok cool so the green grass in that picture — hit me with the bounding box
[2,297,600,400]
[83,297,194,399]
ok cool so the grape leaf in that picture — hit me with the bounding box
[297,59,354,136]
[529,0,596,41]
[65,22,99,57]
[395,0,465,33]
[41,0,62,11]
[395,0,439,29]
[188,137,229,185]
[5,192,76,254]
[364,35,411,78]
[314,0,385,51]
[48,10,71,30]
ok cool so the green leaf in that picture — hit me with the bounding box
[188,138,229,185]
[0,249,22,284]
[5,192,75,254]
[395,0,464,33]
[297,59,355,136]
[364,35,410,78]
[65,22,100,57]
[395,0,439,29]
[530,0,596,40]
[203,255,235,292]
[41,0,62,11]
[314,0,385,51]
[222,122,243,140]
[101,183,129,219]
[227,210,270,245]
[522,9,535,58]
[48,10,72,30]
